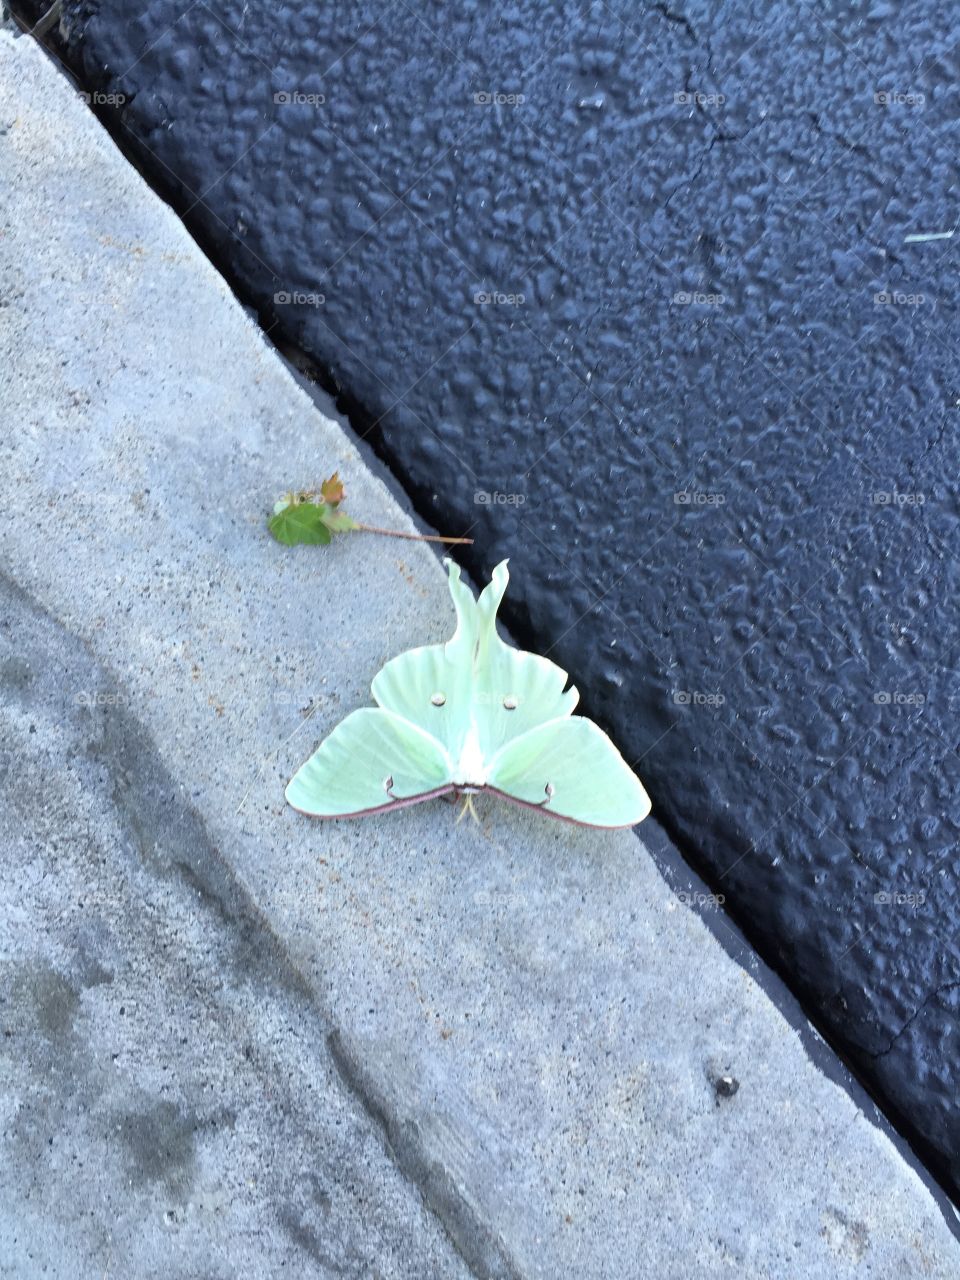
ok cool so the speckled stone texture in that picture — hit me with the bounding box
[8,22,960,1275]
[12,0,960,1196]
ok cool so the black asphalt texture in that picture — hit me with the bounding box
[25,0,960,1195]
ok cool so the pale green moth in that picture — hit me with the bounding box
[286,559,651,828]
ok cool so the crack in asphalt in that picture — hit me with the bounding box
[870,980,960,1060]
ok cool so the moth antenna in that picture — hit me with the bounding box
[456,794,480,825]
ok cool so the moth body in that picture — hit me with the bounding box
[285,558,652,828]
[452,719,488,791]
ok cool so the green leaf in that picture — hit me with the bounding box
[321,510,359,533]
[269,501,333,546]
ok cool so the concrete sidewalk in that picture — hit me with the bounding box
[1,27,957,1278]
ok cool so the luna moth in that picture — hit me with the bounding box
[285,559,651,828]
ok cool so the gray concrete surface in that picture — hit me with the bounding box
[0,573,470,1279]
[1,26,958,1279]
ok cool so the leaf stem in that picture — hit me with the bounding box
[352,522,473,545]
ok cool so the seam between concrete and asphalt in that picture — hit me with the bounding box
[1,26,959,1279]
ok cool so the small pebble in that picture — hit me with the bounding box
[715,1074,739,1100]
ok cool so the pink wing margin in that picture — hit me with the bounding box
[288,784,457,821]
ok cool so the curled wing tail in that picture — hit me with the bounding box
[370,560,479,758]
[473,560,579,755]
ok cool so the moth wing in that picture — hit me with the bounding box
[473,561,578,756]
[371,643,473,760]
[474,648,579,756]
[486,716,650,828]
[371,561,479,757]
[286,707,454,818]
